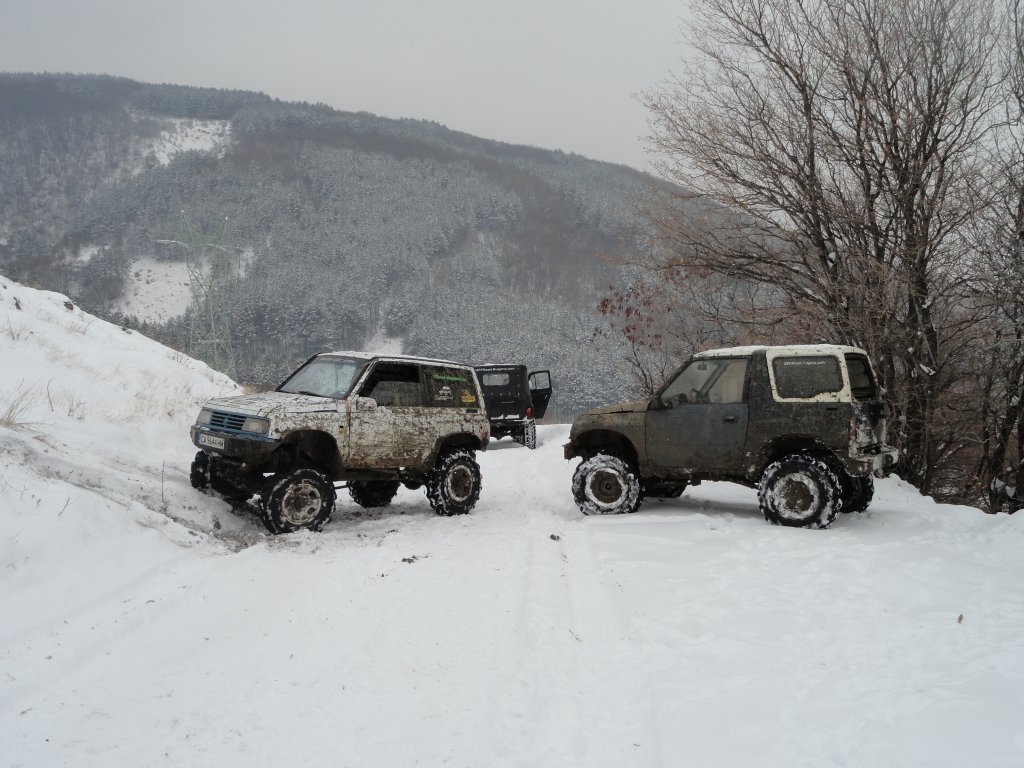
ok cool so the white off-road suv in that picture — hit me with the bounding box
[189,352,490,534]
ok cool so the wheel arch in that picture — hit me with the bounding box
[755,435,840,479]
[276,429,344,477]
[430,432,484,465]
[571,429,641,470]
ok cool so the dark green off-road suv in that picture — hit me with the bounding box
[564,345,897,528]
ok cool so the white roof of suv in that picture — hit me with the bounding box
[320,351,474,368]
[696,344,868,358]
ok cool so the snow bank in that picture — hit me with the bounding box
[0,275,244,651]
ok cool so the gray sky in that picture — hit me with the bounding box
[0,0,688,172]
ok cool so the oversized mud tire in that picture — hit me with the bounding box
[840,473,874,514]
[426,449,482,516]
[260,467,336,534]
[524,419,537,450]
[190,450,211,489]
[512,419,537,449]
[348,480,401,508]
[758,455,841,529]
[572,454,642,516]
[190,450,250,500]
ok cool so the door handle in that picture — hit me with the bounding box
[723,415,739,423]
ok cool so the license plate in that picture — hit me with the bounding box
[198,433,225,450]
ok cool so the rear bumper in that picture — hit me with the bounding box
[848,446,899,477]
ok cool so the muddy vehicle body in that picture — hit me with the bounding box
[189,352,490,533]
[474,365,552,450]
[565,345,898,528]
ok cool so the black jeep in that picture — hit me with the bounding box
[474,365,552,450]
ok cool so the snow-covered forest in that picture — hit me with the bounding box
[0,73,668,416]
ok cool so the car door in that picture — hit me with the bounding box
[645,356,750,472]
[420,364,483,457]
[527,370,552,419]
[346,361,427,469]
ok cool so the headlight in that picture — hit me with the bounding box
[196,408,213,426]
[242,416,270,435]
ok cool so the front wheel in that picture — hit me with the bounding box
[758,455,841,529]
[426,449,482,516]
[189,450,250,501]
[572,454,642,516]
[260,467,336,534]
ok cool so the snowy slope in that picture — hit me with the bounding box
[2,276,1023,767]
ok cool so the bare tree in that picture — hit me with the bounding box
[639,0,1001,493]
[965,0,1024,511]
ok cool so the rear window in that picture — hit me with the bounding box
[772,356,843,399]
[480,372,510,388]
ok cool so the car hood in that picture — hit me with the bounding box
[586,399,650,415]
[202,391,341,417]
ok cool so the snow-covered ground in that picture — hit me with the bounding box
[108,255,193,323]
[2,276,1023,767]
[136,117,232,168]
[108,247,254,324]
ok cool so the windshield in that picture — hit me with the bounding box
[277,356,366,399]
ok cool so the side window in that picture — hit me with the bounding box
[845,355,877,400]
[772,356,843,399]
[661,357,748,405]
[358,362,423,407]
[422,366,479,409]
[529,371,551,391]
[706,358,747,403]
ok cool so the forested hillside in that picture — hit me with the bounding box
[0,73,667,414]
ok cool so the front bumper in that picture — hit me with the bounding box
[191,425,280,461]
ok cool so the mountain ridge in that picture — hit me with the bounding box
[0,72,680,414]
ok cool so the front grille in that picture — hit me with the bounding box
[209,411,247,432]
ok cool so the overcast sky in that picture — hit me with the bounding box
[0,0,689,172]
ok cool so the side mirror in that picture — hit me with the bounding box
[352,396,377,411]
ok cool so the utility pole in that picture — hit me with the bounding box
[157,211,239,379]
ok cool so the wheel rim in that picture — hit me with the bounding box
[586,468,627,510]
[772,472,819,520]
[445,465,475,503]
[280,480,323,525]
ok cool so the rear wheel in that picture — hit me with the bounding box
[572,454,642,515]
[840,473,874,513]
[523,419,537,450]
[260,467,335,534]
[348,480,400,508]
[426,449,482,516]
[758,455,841,529]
